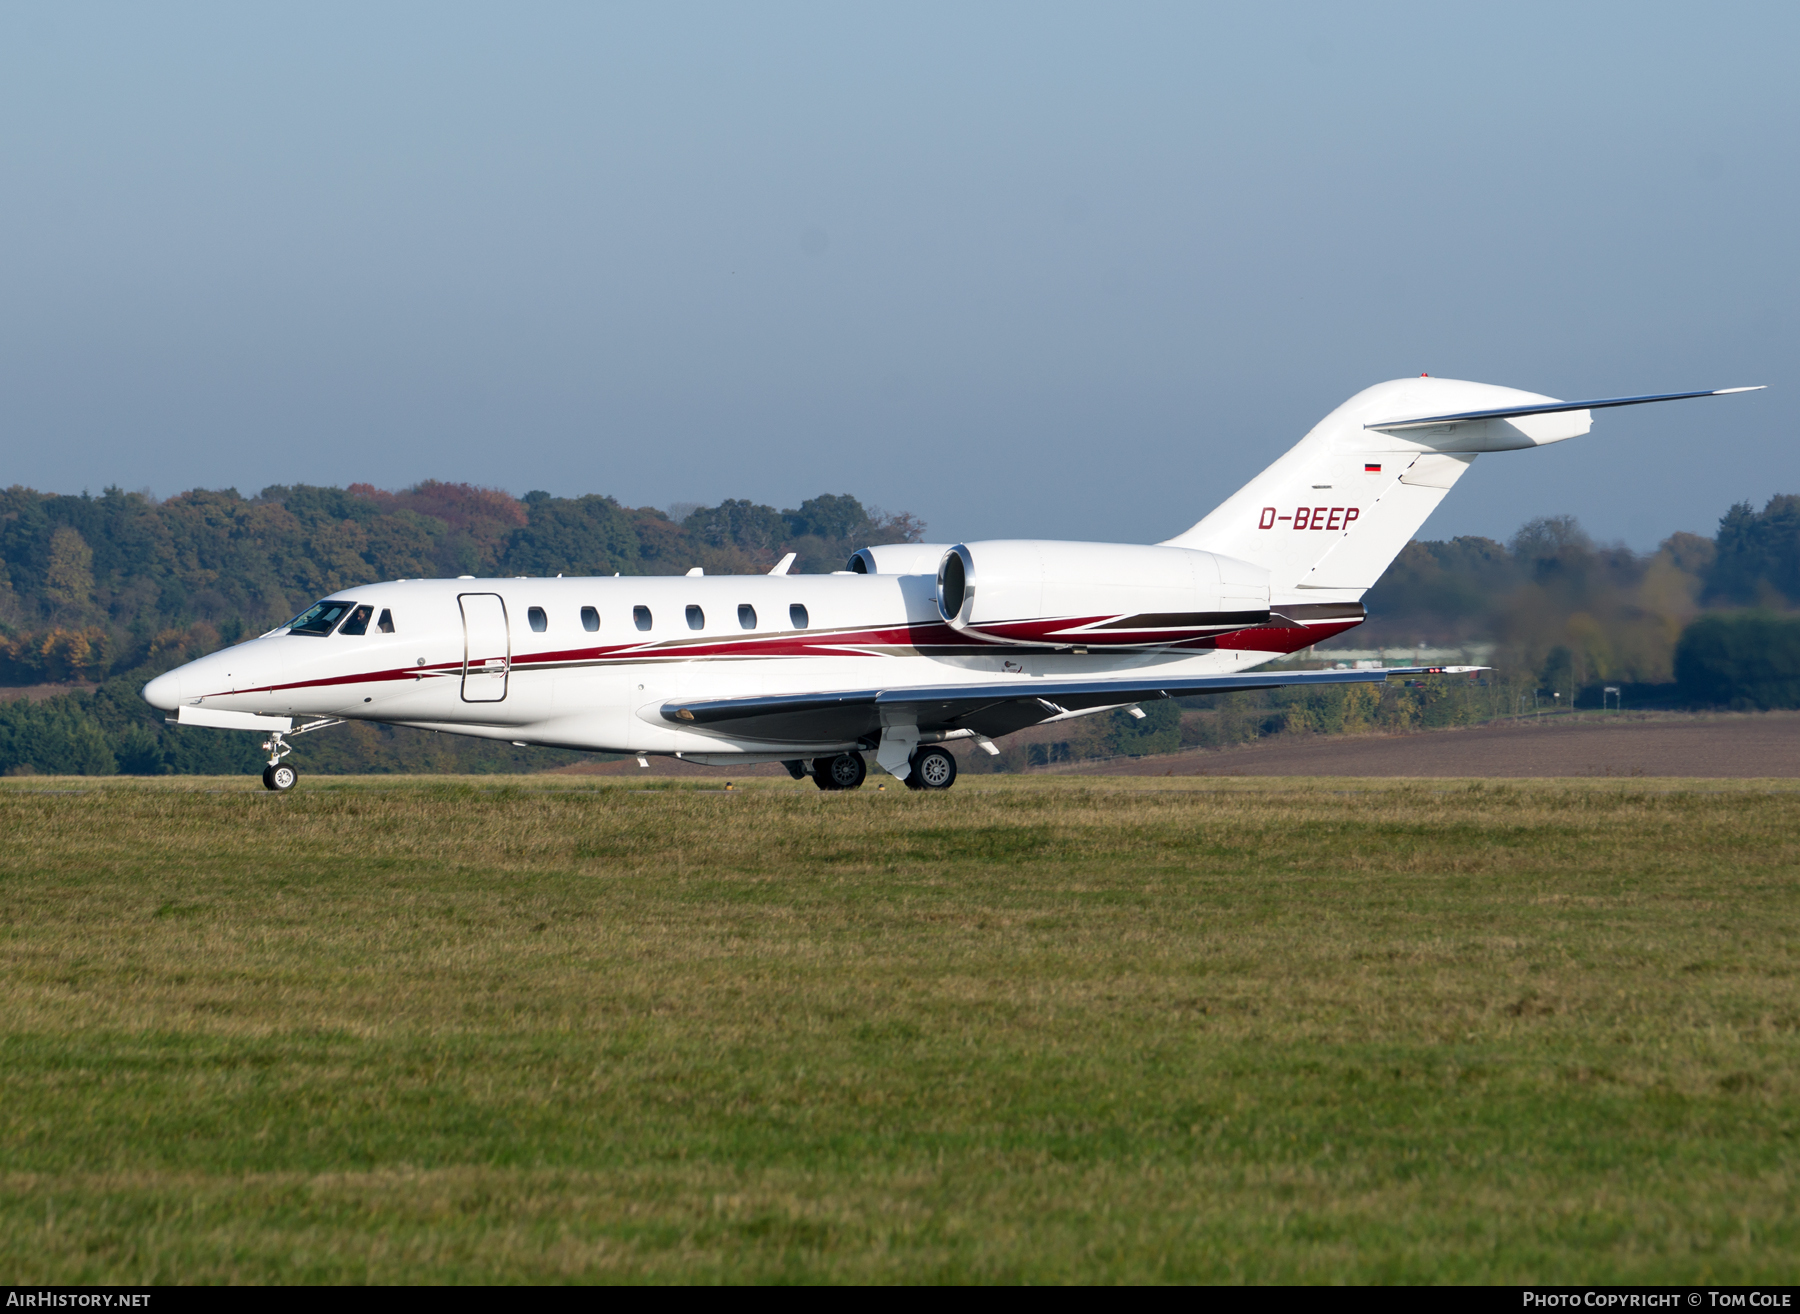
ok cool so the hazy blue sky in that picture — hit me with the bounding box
[1,2,1792,550]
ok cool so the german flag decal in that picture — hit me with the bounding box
[1364,463,1382,472]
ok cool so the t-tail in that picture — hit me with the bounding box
[1160,377,1763,608]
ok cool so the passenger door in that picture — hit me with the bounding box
[459,593,509,703]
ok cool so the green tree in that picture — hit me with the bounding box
[1705,495,1800,606]
[1108,698,1181,756]
[503,495,640,576]
[684,500,790,553]
[362,511,443,580]
[1363,536,1519,638]
[0,695,117,775]
[43,527,95,609]
[784,494,873,543]
[1675,611,1800,709]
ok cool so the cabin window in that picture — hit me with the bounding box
[337,604,374,636]
[377,608,395,634]
[789,603,809,630]
[634,606,652,631]
[286,600,357,636]
[738,604,756,630]
[528,606,548,633]
[581,606,600,632]
[686,605,705,630]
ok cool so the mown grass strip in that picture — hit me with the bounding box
[0,777,1795,1282]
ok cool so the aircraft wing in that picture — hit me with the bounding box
[659,665,1480,746]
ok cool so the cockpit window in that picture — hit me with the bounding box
[338,605,374,636]
[285,599,358,636]
[377,608,395,634]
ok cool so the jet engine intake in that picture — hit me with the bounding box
[847,544,957,575]
[935,540,1270,648]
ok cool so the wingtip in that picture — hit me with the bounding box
[1713,385,1767,395]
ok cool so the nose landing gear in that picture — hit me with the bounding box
[261,731,298,792]
[258,718,343,792]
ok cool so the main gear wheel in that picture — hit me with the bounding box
[812,753,867,790]
[905,745,957,791]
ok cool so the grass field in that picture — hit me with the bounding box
[1,774,1796,1283]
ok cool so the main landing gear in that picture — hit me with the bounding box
[791,745,960,792]
[812,752,867,791]
[904,745,958,791]
[806,748,964,788]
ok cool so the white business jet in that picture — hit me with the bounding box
[143,377,1760,791]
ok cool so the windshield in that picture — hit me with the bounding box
[284,599,359,636]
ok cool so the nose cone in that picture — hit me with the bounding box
[142,670,184,711]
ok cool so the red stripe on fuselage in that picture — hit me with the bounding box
[201,614,1360,700]
[1211,617,1364,650]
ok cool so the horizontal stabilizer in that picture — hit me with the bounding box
[1366,387,1763,432]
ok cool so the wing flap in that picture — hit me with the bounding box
[663,690,883,744]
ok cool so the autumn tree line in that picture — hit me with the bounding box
[0,481,1796,775]
[0,482,919,682]
[1358,494,1800,709]
[0,482,918,775]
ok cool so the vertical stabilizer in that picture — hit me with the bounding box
[1161,377,1590,604]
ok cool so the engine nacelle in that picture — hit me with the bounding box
[847,544,957,575]
[935,540,1270,648]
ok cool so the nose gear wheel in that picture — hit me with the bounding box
[254,717,343,792]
